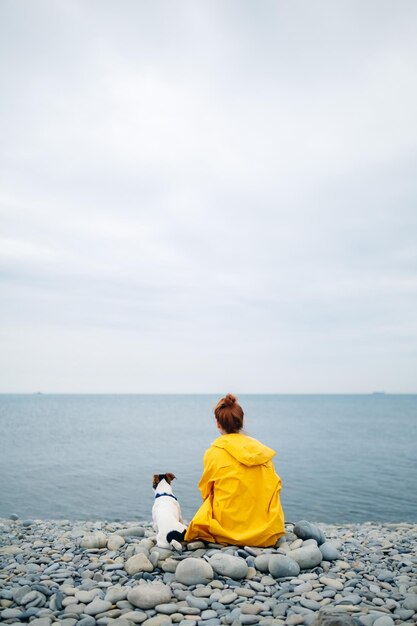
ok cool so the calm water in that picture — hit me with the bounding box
[0,394,416,523]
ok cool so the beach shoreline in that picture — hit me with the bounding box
[1,518,416,626]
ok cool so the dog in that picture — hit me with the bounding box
[152,473,187,551]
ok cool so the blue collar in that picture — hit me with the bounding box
[154,492,177,501]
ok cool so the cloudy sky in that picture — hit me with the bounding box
[1,0,416,393]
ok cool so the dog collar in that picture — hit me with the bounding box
[154,492,177,501]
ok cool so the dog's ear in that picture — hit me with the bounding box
[165,473,176,483]
[152,474,160,489]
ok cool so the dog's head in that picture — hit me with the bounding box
[152,473,176,490]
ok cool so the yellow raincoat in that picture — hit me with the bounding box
[185,433,285,547]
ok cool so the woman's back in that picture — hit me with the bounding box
[184,394,285,547]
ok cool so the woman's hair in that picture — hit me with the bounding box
[214,393,244,434]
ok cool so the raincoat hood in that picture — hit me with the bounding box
[212,433,276,467]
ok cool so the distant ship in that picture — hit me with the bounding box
[372,391,386,396]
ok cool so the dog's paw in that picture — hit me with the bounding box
[171,539,183,553]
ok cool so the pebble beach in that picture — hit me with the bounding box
[1,518,416,626]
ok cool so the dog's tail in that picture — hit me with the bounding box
[166,529,186,552]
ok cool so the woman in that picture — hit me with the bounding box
[185,394,285,547]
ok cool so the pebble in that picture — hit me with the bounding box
[80,532,108,549]
[83,598,112,615]
[240,615,260,624]
[208,553,248,580]
[186,595,209,610]
[118,526,146,537]
[125,553,154,575]
[288,544,323,570]
[175,558,214,585]
[314,610,356,626]
[107,534,125,551]
[156,602,181,614]
[293,521,326,545]
[127,583,172,609]
[373,618,395,626]
[76,589,100,603]
[142,616,172,626]
[268,555,300,578]
[123,610,148,623]
[319,542,341,561]
[0,518,416,626]
[29,619,51,626]
[220,591,238,604]
[403,594,417,610]
[77,618,96,626]
[104,585,128,603]
[254,554,271,573]
[319,576,344,590]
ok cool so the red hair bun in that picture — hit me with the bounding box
[223,394,236,408]
[214,394,244,434]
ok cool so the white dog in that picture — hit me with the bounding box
[152,473,187,551]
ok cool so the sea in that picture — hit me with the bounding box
[0,394,416,524]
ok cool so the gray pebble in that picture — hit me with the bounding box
[290,544,323,570]
[175,558,214,586]
[336,594,362,605]
[208,553,248,580]
[240,616,260,625]
[300,598,321,611]
[0,608,24,619]
[77,618,97,626]
[395,608,415,620]
[377,570,394,582]
[84,598,113,616]
[27,618,51,626]
[118,526,145,537]
[372,618,395,626]
[268,555,300,579]
[220,592,238,605]
[187,595,209,610]
[319,542,341,561]
[254,554,271,573]
[201,609,218,620]
[403,593,417,610]
[13,585,32,604]
[154,603,179,614]
[293,521,325,545]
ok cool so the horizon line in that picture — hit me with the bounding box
[1,391,416,396]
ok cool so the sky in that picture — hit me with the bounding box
[0,0,416,393]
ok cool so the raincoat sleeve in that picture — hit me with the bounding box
[198,447,216,501]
